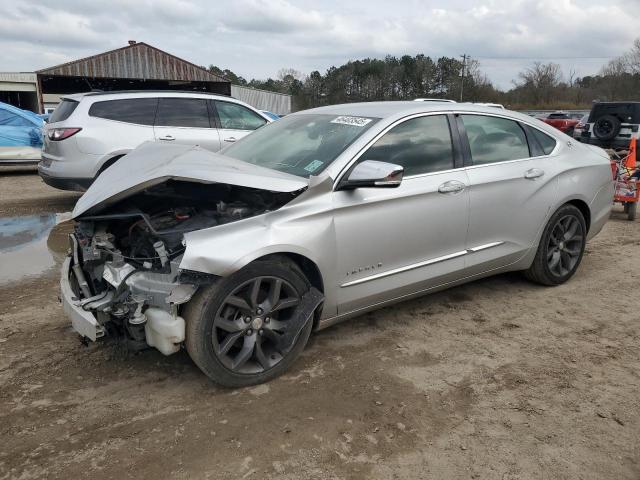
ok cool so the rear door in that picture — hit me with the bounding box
[459,114,561,275]
[153,98,221,151]
[212,100,267,146]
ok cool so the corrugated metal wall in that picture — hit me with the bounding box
[231,85,291,115]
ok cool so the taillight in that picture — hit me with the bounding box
[47,128,82,141]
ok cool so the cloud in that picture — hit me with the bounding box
[0,0,638,89]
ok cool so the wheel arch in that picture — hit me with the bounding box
[253,252,325,326]
[565,198,591,233]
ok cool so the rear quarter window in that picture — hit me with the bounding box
[88,98,158,125]
[49,100,78,123]
[527,126,557,155]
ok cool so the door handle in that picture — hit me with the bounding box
[223,137,237,143]
[159,135,175,141]
[524,168,544,180]
[438,180,466,194]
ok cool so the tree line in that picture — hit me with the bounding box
[209,38,640,111]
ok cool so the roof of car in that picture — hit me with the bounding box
[299,101,524,120]
[61,90,237,102]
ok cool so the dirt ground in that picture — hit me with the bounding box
[0,169,638,480]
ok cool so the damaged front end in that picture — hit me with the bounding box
[61,179,300,355]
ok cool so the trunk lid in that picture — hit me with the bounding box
[72,142,309,217]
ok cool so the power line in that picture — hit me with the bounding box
[472,55,616,60]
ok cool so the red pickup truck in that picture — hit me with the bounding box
[541,112,581,135]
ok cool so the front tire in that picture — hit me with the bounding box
[524,204,586,286]
[183,258,313,387]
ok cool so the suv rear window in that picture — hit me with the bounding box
[89,98,158,125]
[49,99,78,123]
[588,103,640,124]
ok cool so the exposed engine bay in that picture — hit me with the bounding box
[64,180,301,354]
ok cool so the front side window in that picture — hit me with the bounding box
[359,115,454,176]
[214,101,267,130]
[462,115,530,165]
[89,98,158,126]
[155,98,210,128]
[223,114,379,178]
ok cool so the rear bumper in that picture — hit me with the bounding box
[38,166,93,191]
[60,256,105,341]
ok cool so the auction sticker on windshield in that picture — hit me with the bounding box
[330,116,373,127]
[304,160,324,173]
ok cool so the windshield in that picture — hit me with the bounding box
[223,113,379,178]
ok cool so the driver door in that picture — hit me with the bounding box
[332,114,470,314]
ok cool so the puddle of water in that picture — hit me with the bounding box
[0,212,73,285]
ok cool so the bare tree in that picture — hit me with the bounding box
[516,62,563,105]
[277,68,306,81]
[622,38,640,74]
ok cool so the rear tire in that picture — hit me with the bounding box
[628,202,637,221]
[524,204,587,286]
[183,258,313,387]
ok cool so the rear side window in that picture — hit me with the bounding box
[361,115,454,176]
[89,98,158,125]
[155,98,210,128]
[461,115,530,165]
[0,109,32,127]
[529,127,557,155]
[49,100,78,123]
[214,101,267,130]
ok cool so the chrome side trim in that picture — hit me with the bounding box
[340,241,504,288]
[467,241,504,252]
[341,250,467,288]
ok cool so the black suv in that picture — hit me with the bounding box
[580,102,640,149]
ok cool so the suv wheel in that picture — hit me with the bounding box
[593,115,621,141]
[525,204,586,286]
[183,258,314,387]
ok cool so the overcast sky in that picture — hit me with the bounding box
[1,0,638,90]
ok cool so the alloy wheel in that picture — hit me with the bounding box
[212,276,301,374]
[546,214,584,277]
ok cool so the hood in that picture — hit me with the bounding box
[72,142,309,218]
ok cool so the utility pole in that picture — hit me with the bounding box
[460,54,467,102]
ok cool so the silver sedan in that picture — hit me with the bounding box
[61,102,614,386]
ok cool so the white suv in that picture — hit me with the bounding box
[38,91,272,191]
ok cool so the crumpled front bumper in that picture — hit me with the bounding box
[60,255,105,341]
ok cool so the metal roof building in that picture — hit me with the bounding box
[34,41,231,113]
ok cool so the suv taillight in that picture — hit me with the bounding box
[47,128,82,141]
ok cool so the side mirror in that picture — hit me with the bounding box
[338,160,404,190]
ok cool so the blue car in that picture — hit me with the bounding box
[0,102,44,165]
[260,110,280,121]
